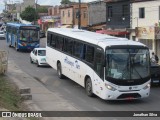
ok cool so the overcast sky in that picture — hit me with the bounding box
[0,0,98,13]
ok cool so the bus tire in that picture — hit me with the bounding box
[57,62,64,79]
[85,77,94,97]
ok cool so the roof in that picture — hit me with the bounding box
[6,23,39,28]
[35,48,46,50]
[47,28,147,50]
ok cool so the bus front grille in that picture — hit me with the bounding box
[117,93,141,99]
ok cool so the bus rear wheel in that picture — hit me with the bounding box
[57,62,64,79]
[85,77,94,97]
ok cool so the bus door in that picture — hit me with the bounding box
[93,47,104,95]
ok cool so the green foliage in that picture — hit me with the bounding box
[0,75,22,111]
[20,6,39,22]
[37,7,48,13]
[61,0,71,4]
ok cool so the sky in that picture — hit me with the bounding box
[0,0,97,14]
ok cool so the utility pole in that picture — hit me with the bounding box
[78,0,81,29]
[34,0,38,25]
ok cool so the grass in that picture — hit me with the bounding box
[0,75,41,120]
[0,75,23,111]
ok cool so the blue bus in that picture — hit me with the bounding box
[6,23,40,51]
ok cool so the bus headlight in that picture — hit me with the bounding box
[143,83,150,90]
[105,83,117,91]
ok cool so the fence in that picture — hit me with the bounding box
[0,50,8,74]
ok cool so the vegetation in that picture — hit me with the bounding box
[61,0,71,4]
[37,7,48,13]
[0,75,23,111]
[20,6,39,22]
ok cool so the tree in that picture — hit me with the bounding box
[20,6,39,22]
[61,0,71,4]
[37,7,48,13]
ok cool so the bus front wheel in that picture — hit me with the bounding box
[57,62,64,79]
[85,77,94,97]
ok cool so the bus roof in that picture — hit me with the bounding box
[47,28,147,49]
[6,23,39,28]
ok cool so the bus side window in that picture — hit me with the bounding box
[73,41,84,59]
[85,45,94,63]
[63,38,73,55]
[94,48,104,79]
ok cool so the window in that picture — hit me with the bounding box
[94,48,104,79]
[68,10,70,17]
[76,9,79,18]
[85,45,94,63]
[73,41,84,59]
[108,6,112,17]
[56,36,63,51]
[122,5,128,17]
[63,38,73,54]
[84,11,87,19]
[51,34,56,48]
[63,11,65,17]
[47,33,51,46]
[139,7,145,18]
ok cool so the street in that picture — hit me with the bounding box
[1,37,160,120]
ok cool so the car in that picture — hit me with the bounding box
[40,30,46,38]
[30,48,48,67]
[0,31,5,39]
[150,62,160,85]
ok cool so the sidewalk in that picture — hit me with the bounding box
[5,60,91,120]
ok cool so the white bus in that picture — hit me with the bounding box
[46,28,150,100]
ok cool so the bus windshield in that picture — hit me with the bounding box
[106,48,150,80]
[20,30,39,42]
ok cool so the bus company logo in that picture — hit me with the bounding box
[2,112,11,117]
[75,60,80,69]
[64,57,74,67]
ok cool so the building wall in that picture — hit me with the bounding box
[106,1,130,29]
[60,7,73,25]
[131,0,160,57]
[73,4,88,27]
[88,1,106,26]
[131,0,160,28]
[48,7,60,16]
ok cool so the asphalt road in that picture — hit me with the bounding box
[1,37,160,120]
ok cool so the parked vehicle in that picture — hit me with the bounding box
[0,31,5,39]
[40,30,46,38]
[30,48,48,67]
[150,62,160,85]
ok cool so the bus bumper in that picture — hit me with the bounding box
[101,82,150,100]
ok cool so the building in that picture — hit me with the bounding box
[38,6,61,31]
[88,0,106,31]
[131,0,160,58]
[59,3,88,28]
[48,6,60,16]
[104,0,130,38]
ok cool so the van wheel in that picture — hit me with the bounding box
[85,77,94,97]
[57,62,64,79]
